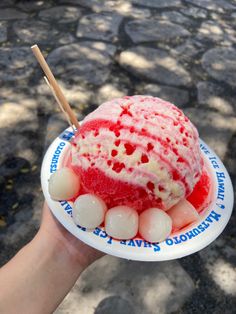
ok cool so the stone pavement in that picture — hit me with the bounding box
[0,0,236,313]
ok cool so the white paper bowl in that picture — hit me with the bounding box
[41,127,234,261]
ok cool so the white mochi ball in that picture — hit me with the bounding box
[48,167,80,201]
[73,194,107,229]
[167,199,199,230]
[139,208,172,243]
[105,206,139,240]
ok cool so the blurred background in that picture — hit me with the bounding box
[0,0,236,313]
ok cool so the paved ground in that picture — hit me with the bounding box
[0,0,236,313]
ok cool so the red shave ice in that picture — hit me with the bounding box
[187,168,211,213]
[71,95,205,213]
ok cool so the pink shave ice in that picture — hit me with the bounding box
[71,95,204,213]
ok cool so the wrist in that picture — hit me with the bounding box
[32,228,85,276]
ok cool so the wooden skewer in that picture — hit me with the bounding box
[31,44,80,130]
[44,76,76,133]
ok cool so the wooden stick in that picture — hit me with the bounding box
[31,44,80,129]
[44,76,76,133]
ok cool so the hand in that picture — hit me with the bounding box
[39,202,104,269]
